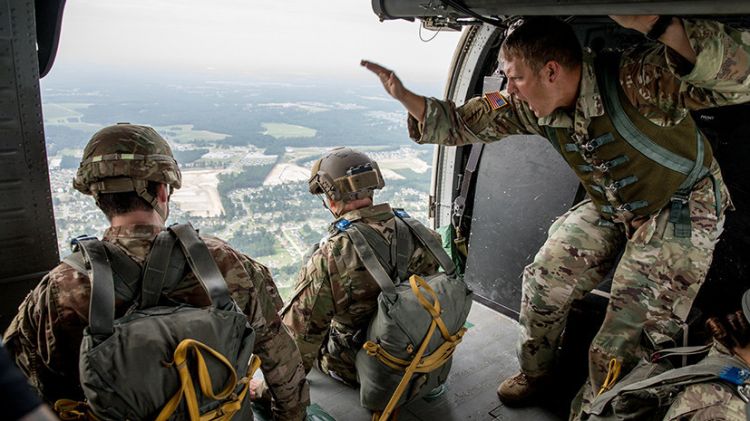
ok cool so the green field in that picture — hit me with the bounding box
[261,122,317,139]
[44,104,84,123]
[157,124,229,143]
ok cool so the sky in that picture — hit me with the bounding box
[50,0,463,88]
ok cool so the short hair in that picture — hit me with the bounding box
[500,17,583,72]
[96,181,161,220]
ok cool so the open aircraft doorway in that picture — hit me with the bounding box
[1,0,750,420]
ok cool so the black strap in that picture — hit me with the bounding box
[139,230,178,308]
[394,211,456,275]
[169,223,233,310]
[75,239,116,339]
[452,144,485,230]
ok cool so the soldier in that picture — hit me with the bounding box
[281,147,441,385]
[363,14,747,418]
[663,294,750,421]
[3,123,310,420]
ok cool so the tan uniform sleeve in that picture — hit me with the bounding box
[621,19,750,119]
[282,246,337,373]
[232,253,310,421]
[3,266,89,403]
[407,95,541,146]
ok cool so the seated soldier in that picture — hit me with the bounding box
[3,123,309,420]
[663,293,750,421]
[281,147,442,385]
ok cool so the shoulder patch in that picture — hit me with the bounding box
[483,91,509,111]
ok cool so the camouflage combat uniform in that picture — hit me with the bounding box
[407,18,747,417]
[663,343,748,421]
[282,204,440,385]
[3,224,310,421]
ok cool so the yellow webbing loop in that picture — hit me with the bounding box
[370,275,467,421]
[597,358,622,396]
[453,226,468,258]
[53,399,100,421]
[156,339,261,421]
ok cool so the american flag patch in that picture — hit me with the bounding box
[483,91,508,110]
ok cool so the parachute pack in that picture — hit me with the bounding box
[58,223,257,421]
[339,209,473,420]
[584,344,750,421]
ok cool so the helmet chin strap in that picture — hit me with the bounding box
[320,195,341,218]
[155,201,169,224]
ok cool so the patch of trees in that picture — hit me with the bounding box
[45,125,93,155]
[218,163,276,194]
[231,228,278,257]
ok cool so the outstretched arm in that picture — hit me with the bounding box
[610,15,696,64]
[613,16,750,110]
[361,60,428,122]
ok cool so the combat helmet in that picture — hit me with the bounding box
[308,147,384,203]
[73,123,181,220]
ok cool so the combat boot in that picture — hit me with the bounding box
[496,372,549,405]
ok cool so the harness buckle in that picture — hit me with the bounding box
[737,385,750,403]
[670,192,689,204]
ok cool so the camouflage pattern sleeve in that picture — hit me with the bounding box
[407,95,541,146]
[210,239,309,421]
[281,245,337,373]
[621,19,750,120]
[2,265,89,404]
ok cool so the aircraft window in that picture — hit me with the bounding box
[41,1,460,299]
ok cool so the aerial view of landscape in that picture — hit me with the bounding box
[42,75,436,298]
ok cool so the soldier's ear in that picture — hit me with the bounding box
[543,61,560,82]
[157,183,170,203]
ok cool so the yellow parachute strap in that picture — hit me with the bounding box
[597,358,622,396]
[53,399,100,421]
[453,226,468,258]
[362,329,466,373]
[369,275,467,421]
[156,339,261,421]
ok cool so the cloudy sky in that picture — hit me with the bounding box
[51,0,463,86]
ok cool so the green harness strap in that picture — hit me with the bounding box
[75,239,117,343]
[352,216,414,284]
[392,217,413,283]
[599,52,709,238]
[65,239,142,306]
[345,226,398,297]
[393,210,457,276]
[140,230,184,308]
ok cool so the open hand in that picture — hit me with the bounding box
[609,15,659,34]
[361,60,406,101]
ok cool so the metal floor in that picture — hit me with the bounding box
[308,301,568,421]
